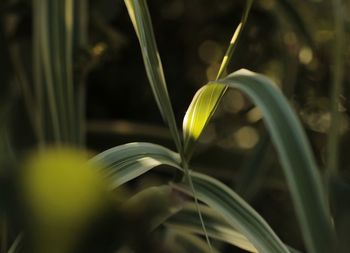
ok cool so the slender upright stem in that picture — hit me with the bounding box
[216,0,254,80]
[327,0,344,174]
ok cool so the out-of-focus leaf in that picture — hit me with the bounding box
[124,0,182,152]
[166,231,220,253]
[276,0,314,47]
[121,185,185,231]
[172,172,291,253]
[327,0,345,173]
[165,203,257,252]
[235,133,271,200]
[7,234,22,253]
[183,69,335,253]
[32,0,79,145]
[89,142,182,189]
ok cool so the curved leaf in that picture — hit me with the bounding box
[121,185,185,231]
[166,230,220,253]
[89,142,182,189]
[172,172,291,253]
[183,69,335,253]
[165,203,257,252]
[183,84,226,156]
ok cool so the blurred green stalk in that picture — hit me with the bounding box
[327,0,344,174]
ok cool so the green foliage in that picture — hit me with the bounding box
[1,0,346,252]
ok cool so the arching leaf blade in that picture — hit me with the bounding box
[89,142,182,189]
[165,203,258,253]
[183,68,335,253]
[172,172,291,253]
[166,231,220,253]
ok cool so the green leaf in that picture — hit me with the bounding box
[7,234,22,253]
[165,231,220,253]
[165,203,257,252]
[276,0,314,47]
[183,69,335,253]
[172,172,291,253]
[183,84,226,157]
[89,142,182,189]
[235,133,271,200]
[216,0,254,80]
[32,0,79,145]
[121,185,185,231]
[124,0,182,152]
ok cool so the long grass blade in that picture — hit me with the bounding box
[89,142,182,189]
[172,172,291,253]
[34,0,62,143]
[216,0,254,80]
[122,185,185,231]
[183,69,335,253]
[123,2,214,249]
[124,0,182,152]
[165,203,257,252]
[33,0,79,145]
[166,231,220,253]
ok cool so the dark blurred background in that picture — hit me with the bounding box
[1,0,350,252]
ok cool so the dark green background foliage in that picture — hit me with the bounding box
[0,0,349,252]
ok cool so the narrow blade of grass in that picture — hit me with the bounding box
[89,142,182,189]
[34,0,62,143]
[124,0,182,153]
[216,0,254,80]
[165,203,258,253]
[32,0,79,145]
[167,231,220,253]
[172,172,291,253]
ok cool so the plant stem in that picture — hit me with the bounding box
[181,156,213,253]
[327,0,344,174]
[216,0,254,80]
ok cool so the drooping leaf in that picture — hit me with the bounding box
[124,0,182,152]
[183,69,335,253]
[165,230,220,253]
[165,203,257,252]
[7,234,22,253]
[172,172,291,253]
[121,185,185,231]
[89,142,182,189]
